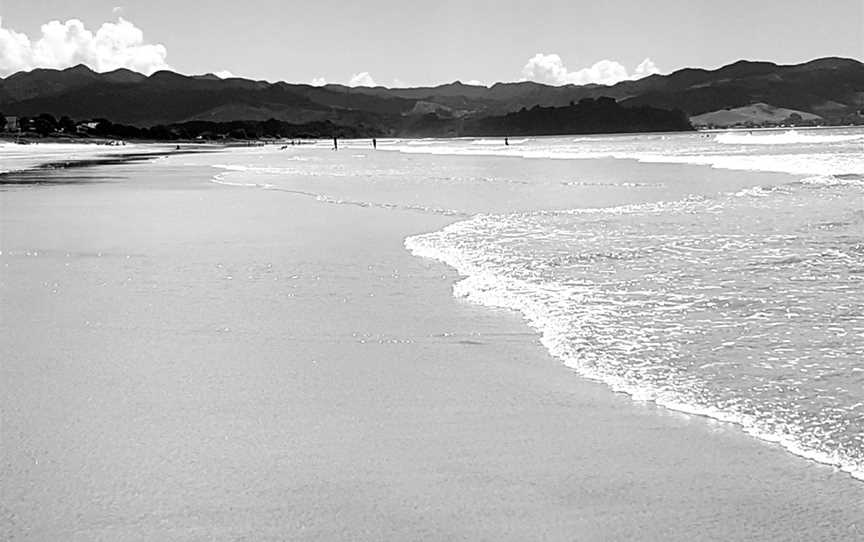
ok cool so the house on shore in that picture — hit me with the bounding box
[2,116,20,132]
[76,121,100,135]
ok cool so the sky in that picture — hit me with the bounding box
[0,0,862,87]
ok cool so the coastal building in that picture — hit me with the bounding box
[3,116,19,132]
[76,121,100,134]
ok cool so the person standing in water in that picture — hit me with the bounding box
[504,137,509,146]
[372,138,377,149]
[333,136,338,150]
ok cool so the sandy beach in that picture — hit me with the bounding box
[2,147,863,541]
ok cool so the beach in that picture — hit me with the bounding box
[2,138,864,540]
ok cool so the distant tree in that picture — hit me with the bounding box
[148,125,175,140]
[786,112,803,125]
[94,119,114,136]
[59,115,76,133]
[34,113,58,136]
[262,118,282,137]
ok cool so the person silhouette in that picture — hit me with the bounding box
[372,138,377,149]
[333,136,338,150]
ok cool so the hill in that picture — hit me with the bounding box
[0,57,861,135]
[690,103,822,128]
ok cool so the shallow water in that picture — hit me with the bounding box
[197,128,864,480]
[407,174,864,479]
[0,141,159,176]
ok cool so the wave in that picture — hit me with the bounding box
[628,152,864,177]
[563,180,666,188]
[715,130,864,145]
[797,174,864,187]
[210,170,466,217]
[386,144,864,177]
[404,186,864,482]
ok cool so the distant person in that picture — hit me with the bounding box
[333,136,338,150]
[372,138,377,149]
[505,137,509,146]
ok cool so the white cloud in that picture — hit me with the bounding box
[310,73,396,87]
[112,6,124,14]
[213,70,234,79]
[521,53,661,86]
[348,71,375,87]
[0,16,169,76]
[463,79,488,87]
[633,58,660,79]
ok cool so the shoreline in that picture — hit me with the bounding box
[402,180,864,483]
[2,123,857,148]
[0,144,218,184]
[2,149,863,539]
[409,219,864,482]
[203,148,864,517]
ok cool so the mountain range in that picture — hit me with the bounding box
[0,56,862,134]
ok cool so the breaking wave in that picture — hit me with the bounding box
[406,176,864,481]
[715,130,864,145]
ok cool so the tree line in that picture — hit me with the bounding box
[0,113,383,140]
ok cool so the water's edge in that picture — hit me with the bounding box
[403,219,864,483]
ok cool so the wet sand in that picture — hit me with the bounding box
[1,153,863,540]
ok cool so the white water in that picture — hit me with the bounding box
[177,127,864,480]
[398,128,864,480]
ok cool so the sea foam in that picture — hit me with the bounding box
[715,130,864,145]
[405,177,864,482]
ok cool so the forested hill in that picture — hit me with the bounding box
[1,56,860,136]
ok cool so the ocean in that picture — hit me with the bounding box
[199,128,864,480]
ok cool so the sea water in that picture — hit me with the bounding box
[79,128,864,480]
[401,129,864,480]
[199,128,864,480]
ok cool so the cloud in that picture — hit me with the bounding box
[633,58,660,78]
[112,6,124,14]
[348,71,375,87]
[521,53,661,86]
[0,16,169,76]
[310,73,397,87]
[213,70,235,79]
